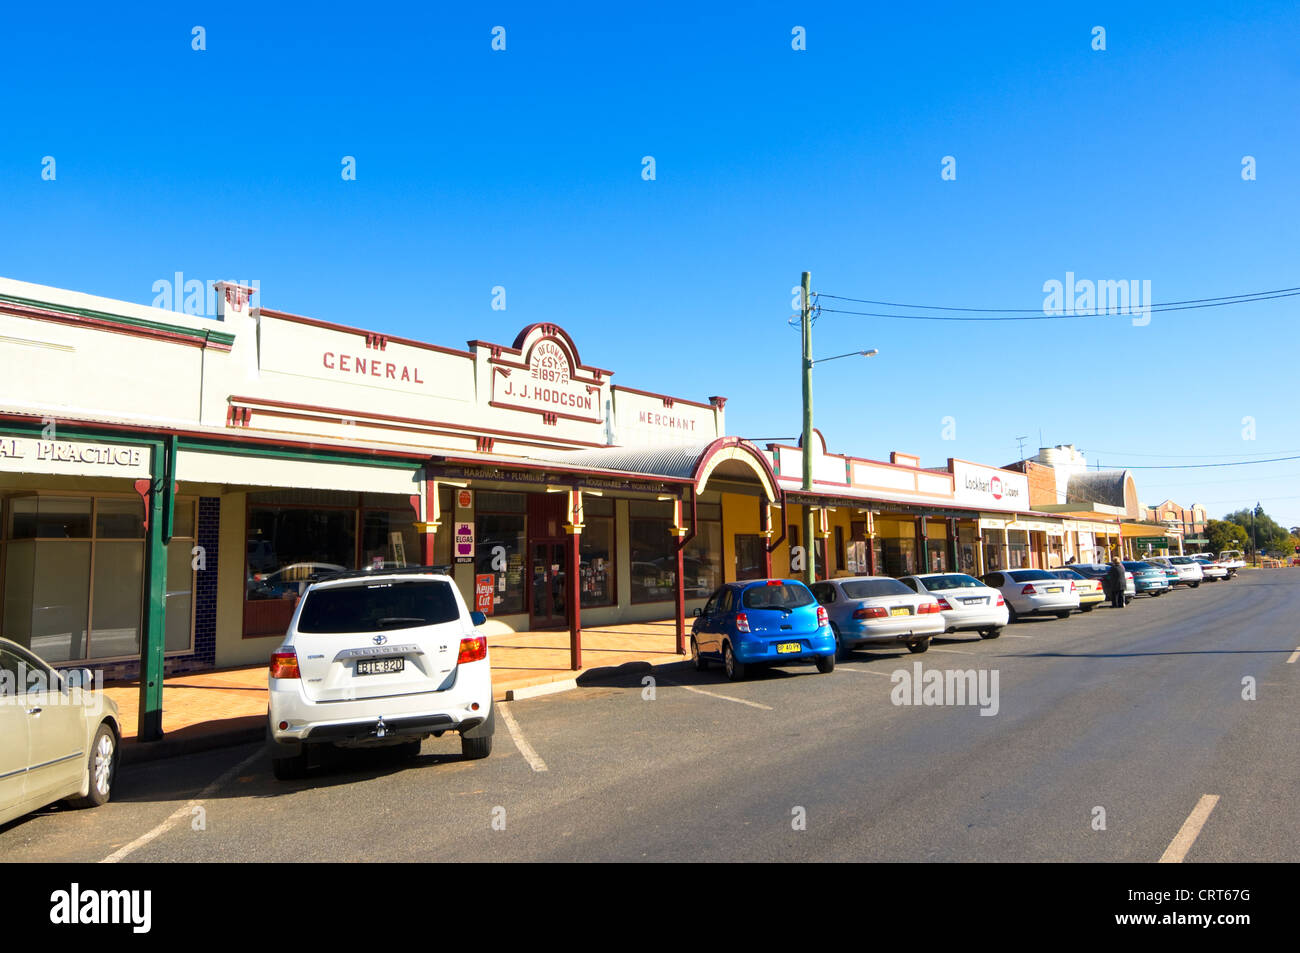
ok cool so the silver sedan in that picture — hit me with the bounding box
[809,576,943,658]
[1,638,122,827]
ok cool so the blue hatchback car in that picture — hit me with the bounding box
[690,579,836,680]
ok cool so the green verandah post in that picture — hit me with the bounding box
[136,435,175,742]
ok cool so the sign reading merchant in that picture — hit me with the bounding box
[490,327,605,424]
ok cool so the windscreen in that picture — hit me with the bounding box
[842,578,913,598]
[921,574,983,590]
[297,580,460,633]
[742,583,815,610]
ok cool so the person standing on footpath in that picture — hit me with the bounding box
[1108,557,1127,608]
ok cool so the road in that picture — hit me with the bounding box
[3,572,1297,863]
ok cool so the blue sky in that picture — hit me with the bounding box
[3,2,1298,526]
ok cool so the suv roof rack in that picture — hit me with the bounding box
[309,564,454,583]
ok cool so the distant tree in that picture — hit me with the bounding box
[1223,506,1290,555]
[1205,519,1249,553]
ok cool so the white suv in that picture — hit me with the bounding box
[267,568,494,780]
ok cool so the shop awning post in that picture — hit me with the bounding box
[137,437,174,743]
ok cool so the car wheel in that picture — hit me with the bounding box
[1151,590,1163,597]
[907,638,930,654]
[69,722,117,808]
[395,739,422,760]
[831,623,851,661]
[723,643,746,682]
[272,744,311,780]
[1007,604,1020,624]
[1191,582,1200,588]
[816,654,835,674]
[461,733,492,760]
[980,627,1002,640]
[1081,604,1096,612]
[1055,611,1071,619]
[691,637,707,671]
[1124,596,1132,606]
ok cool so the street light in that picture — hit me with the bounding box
[799,271,880,584]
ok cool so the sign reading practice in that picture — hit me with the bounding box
[0,438,150,478]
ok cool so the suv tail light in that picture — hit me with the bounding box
[816,606,829,628]
[852,605,888,620]
[457,636,488,664]
[1021,584,1036,595]
[270,652,300,679]
[735,612,751,633]
[918,601,940,614]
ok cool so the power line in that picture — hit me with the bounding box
[1095,454,1300,470]
[814,285,1300,313]
[815,290,1300,323]
[1087,448,1300,459]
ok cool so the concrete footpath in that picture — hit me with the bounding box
[110,619,690,763]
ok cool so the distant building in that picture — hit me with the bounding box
[1144,500,1209,551]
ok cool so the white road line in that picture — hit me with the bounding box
[498,702,548,772]
[100,746,262,864]
[1000,634,1034,639]
[661,679,774,710]
[926,647,974,656]
[1287,646,1300,664]
[1158,794,1220,863]
[837,667,895,678]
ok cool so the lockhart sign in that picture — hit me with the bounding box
[951,460,1028,512]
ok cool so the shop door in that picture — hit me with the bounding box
[530,541,568,629]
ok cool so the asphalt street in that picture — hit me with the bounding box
[3,572,1297,863]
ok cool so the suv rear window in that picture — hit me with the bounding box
[842,578,913,598]
[297,580,461,633]
[741,582,815,610]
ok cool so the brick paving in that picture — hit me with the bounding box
[107,619,689,748]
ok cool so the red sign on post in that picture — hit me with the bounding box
[475,574,494,615]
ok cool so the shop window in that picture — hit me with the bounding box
[684,520,722,599]
[629,502,674,603]
[579,497,615,608]
[361,508,418,570]
[2,494,196,663]
[834,526,845,573]
[476,493,527,616]
[245,502,356,639]
[734,534,765,580]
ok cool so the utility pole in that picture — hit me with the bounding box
[800,271,816,585]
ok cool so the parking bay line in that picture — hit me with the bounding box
[658,678,774,710]
[1287,646,1300,664]
[1158,794,1220,863]
[498,702,549,772]
[100,746,263,864]
[837,667,895,678]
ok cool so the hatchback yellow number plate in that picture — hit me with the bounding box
[776,642,801,654]
[890,607,910,616]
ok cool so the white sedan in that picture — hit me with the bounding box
[1,638,122,827]
[1191,556,1229,580]
[1148,556,1204,587]
[980,568,1080,622]
[899,572,1009,639]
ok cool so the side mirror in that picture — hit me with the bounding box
[692,607,702,617]
[470,611,487,626]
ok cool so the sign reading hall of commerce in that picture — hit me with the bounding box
[489,329,605,424]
